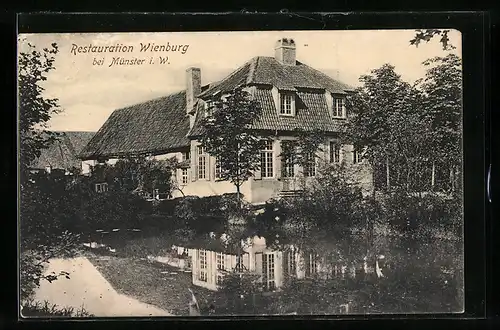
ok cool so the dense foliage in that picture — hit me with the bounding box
[18,42,60,179]
[344,54,461,195]
[21,299,94,318]
[198,87,264,199]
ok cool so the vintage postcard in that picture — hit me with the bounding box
[18,29,464,317]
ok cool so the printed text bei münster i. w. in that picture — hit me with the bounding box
[70,42,190,67]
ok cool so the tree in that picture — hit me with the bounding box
[17,42,90,304]
[88,157,177,198]
[18,42,60,181]
[344,63,434,193]
[417,54,462,194]
[198,87,264,201]
[410,29,456,51]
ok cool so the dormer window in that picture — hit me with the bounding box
[332,96,346,118]
[204,100,213,118]
[279,92,295,116]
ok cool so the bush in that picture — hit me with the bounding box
[382,191,462,235]
[79,190,151,233]
[21,299,94,318]
[174,195,230,235]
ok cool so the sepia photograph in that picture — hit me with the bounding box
[18,29,463,317]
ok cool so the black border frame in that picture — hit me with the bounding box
[5,10,493,330]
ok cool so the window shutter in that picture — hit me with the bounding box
[283,251,289,278]
[275,140,281,179]
[255,252,263,282]
[191,143,197,181]
[206,155,211,181]
[211,156,216,182]
[254,161,262,180]
[305,253,311,277]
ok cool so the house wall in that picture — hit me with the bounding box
[189,249,251,291]
[179,137,373,204]
[188,236,286,292]
[184,236,378,292]
[82,136,373,202]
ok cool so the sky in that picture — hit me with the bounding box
[18,30,461,132]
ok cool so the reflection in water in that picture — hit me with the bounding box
[165,231,462,314]
[175,235,400,292]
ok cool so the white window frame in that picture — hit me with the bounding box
[216,273,224,285]
[279,92,295,116]
[197,146,208,180]
[309,254,318,275]
[181,168,189,185]
[353,148,362,164]
[204,101,213,118]
[216,252,225,270]
[330,142,341,164]
[95,182,108,193]
[198,250,208,282]
[260,141,274,178]
[332,97,346,118]
[263,253,276,291]
[303,152,316,177]
[181,151,190,162]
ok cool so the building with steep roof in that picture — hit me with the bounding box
[31,131,95,175]
[79,38,372,203]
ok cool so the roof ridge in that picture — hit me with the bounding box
[246,56,258,84]
[299,61,355,91]
[199,56,257,97]
[115,90,186,113]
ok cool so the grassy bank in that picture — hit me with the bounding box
[88,254,216,316]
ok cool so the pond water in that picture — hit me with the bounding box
[86,226,463,314]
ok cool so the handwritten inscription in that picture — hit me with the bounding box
[72,42,189,67]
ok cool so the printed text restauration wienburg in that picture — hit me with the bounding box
[70,42,190,55]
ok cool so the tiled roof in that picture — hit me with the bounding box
[188,87,345,137]
[81,56,352,159]
[199,56,354,97]
[31,131,95,170]
[79,92,191,160]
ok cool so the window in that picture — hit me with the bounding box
[215,157,222,179]
[181,168,188,184]
[303,152,316,177]
[262,254,276,291]
[330,142,341,163]
[236,255,244,272]
[216,274,224,285]
[287,251,297,275]
[279,93,294,115]
[181,151,190,161]
[197,146,208,180]
[95,183,108,193]
[260,140,274,178]
[281,141,295,178]
[198,250,207,282]
[309,254,318,275]
[353,148,361,164]
[333,97,346,118]
[216,252,225,270]
[204,101,213,118]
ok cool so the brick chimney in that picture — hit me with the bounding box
[186,67,201,116]
[274,38,296,65]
